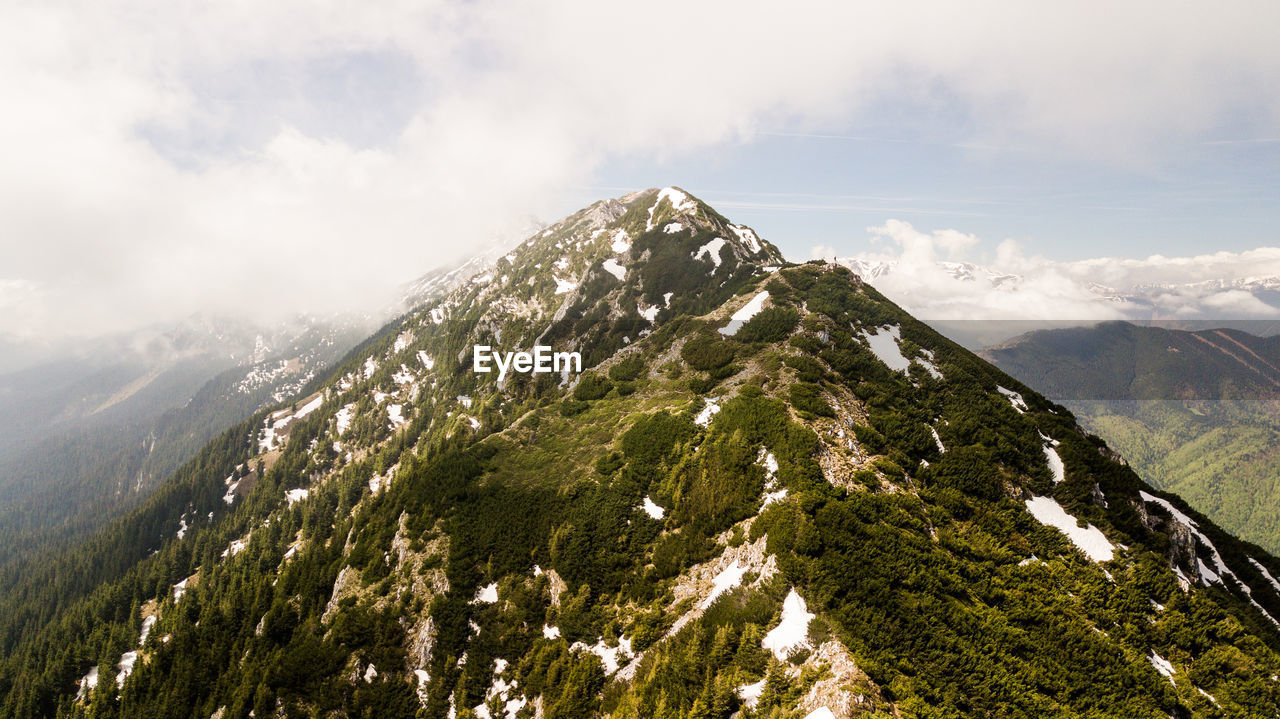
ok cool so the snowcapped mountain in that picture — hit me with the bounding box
[5,188,1280,719]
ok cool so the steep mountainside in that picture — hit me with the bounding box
[0,318,374,572]
[4,190,1280,719]
[984,322,1280,554]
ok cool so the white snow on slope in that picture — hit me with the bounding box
[173,577,189,602]
[642,496,665,520]
[115,651,138,688]
[474,583,498,604]
[720,291,769,336]
[647,187,696,230]
[76,666,99,700]
[861,325,911,373]
[1137,493,1280,625]
[1150,651,1176,685]
[915,351,944,380]
[363,356,378,380]
[542,624,561,639]
[805,709,837,719]
[1138,491,1232,587]
[393,365,415,385]
[554,277,577,294]
[222,477,241,505]
[1250,557,1280,594]
[1024,496,1114,562]
[293,395,323,420]
[418,351,435,370]
[692,238,727,269]
[176,516,188,539]
[762,589,814,660]
[221,537,248,558]
[610,229,631,253]
[638,303,659,322]
[663,221,685,234]
[1043,445,1066,484]
[388,404,406,427]
[762,488,789,507]
[336,404,355,435]
[738,678,765,708]
[139,615,156,645]
[602,258,626,281]
[703,561,749,608]
[729,225,763,253]
[285,488,309,506]
[694,399,720,427]
[394,331,413,352]
[569,638,632,675]
[997,386,1028,413]
[929,426,946,454]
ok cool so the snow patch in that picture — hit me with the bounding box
[610,229,631,253]
[692,237,728,269]
[804,709,837,719]
[542,625,561,639]
[139,615,156,645]
[388,404,406,428]
[663,221,685,234]
[703,560,749,608]
[1250,557,1280,594]
[762,589,814,660]
[285,488,309,506]
[474,583,498,604]
[1024,496,1114,562]
[335,404,356,435]
[553,277,577,294]
[647,187,697,230]
[293,395,323,420]
[738,678,765,708]
[638,303,659,322]
[720,291,769,336]
[694,399,720,427]
[642,496,665,520]
[418,351,435,370]
[1043,445,1066,484]
[76,666,99,700]
[729,224,763,253]
[115,651,138,688]
[569,638,632,675]
[1150,651,1176,685]
[602,258,626,281]
[860,325,911,373]
[929,426,945,454]
[997,385,1028,413]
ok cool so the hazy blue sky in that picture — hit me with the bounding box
[2,1,1279,344]
[581,128,1280,264]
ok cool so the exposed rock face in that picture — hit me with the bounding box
[795,639,889,718]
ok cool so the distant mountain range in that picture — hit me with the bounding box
[984,320,1280,554]
[833,256,1280,350]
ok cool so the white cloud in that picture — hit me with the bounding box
[829,221,1280,324]
[2,1,1280,341]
